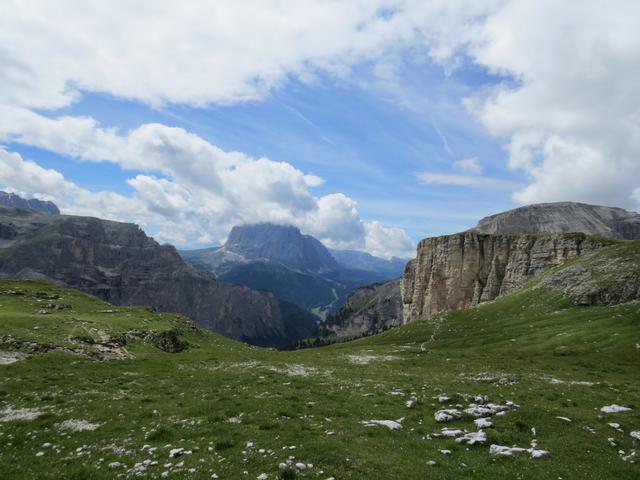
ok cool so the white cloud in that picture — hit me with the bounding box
[364,221,415,259]
[0,148,149,222]
[0,110,412,256]
[0,0,424,110]
[2,0,640,259]
[460,0,640,210]
[416,172,519,190]
[454,157,482,174]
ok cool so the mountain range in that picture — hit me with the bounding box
[180,223,407,318]
[321,202,640,340]
[1,199,639,479]
[0,206,317,348]
[2,194,639,349]
[0,191,60,215]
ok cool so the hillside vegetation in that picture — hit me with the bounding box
[0,242,639,479]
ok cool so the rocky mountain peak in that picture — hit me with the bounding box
[471,202,640,240]
[224,223,338,273]
[0,191,60,215]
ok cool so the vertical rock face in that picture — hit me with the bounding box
[224,223,339,273]
[400,232,608,322]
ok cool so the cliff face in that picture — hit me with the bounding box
[472,202,640,240]
[401,232,608,322]
[0,207,316,348]
[224,223,339,273]
[319,279,403,338]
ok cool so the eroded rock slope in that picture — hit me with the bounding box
[0,207,316,347]
[400,232,608,322]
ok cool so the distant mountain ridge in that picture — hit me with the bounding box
[0,207,316,348]
[224,223,339,273]
[180,223,406,319]
[329,249,407,279]
[471,202,640,240]
[0,191,60,215]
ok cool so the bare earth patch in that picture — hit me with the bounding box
[347,354,399,365]
[0,350,29,365]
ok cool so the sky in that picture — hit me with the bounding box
[1,1,639,259]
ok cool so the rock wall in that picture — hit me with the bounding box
[401,232,608,322]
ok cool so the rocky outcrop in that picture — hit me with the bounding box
[0,191,60,215]
[0,207,316,348]
[223,223,339,273]
[320,280,403,338]
[471,202,640,240]
[181,223,402,318]
[539,241,640,306]
[401,232,609,322]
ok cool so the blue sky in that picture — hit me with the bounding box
[1,1,638,258]
[5,57,521,245]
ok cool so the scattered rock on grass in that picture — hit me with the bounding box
[601,404,632,413]
[57,419,101,432]
[0,407,44,422]
[489,444,549,458]
[434,409,462,422]
[361,418,404,430]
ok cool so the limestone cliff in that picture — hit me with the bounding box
[401,232,608,322]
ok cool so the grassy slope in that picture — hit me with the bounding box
[0,247,639,479]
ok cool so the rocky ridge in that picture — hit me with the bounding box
[223,223,339,273]
[471,202,640,240]
[0,207,316,348]
[0,191,60,215]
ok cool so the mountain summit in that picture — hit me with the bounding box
[0,191,60,215]
[471,202,640,240]
[223,223,339,273]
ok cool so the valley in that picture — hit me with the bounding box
[1,245,639,479]
[0,197,639,479]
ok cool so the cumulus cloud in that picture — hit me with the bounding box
[0,111,414,256]
[460,0,640,210]
[0,0,424,109]
[0,148,148,222]
[1,0,639,259]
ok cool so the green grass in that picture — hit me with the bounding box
[0,274,639,479]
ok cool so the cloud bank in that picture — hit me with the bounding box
[0,109,413,257]
[1,0,639,260]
